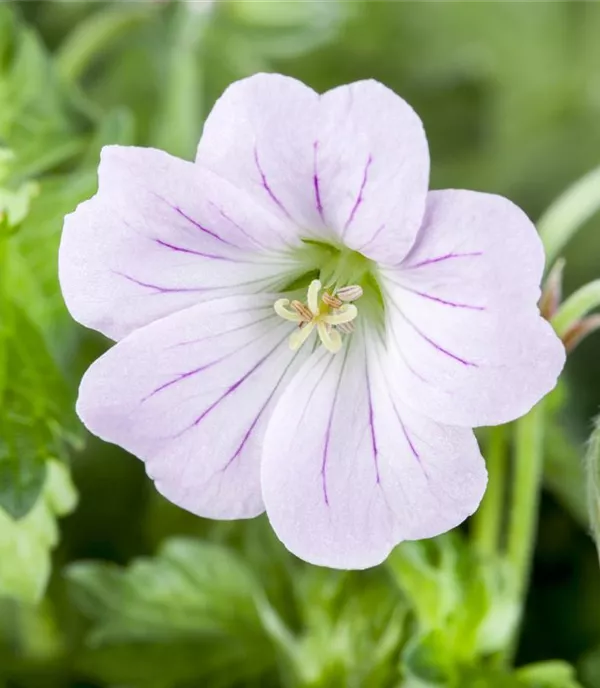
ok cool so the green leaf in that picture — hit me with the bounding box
[388,534,518,661]
[68,538,266,643]
[516,661,583,688]
[280,567,406,687]
[0,443,46,520]
[0,5,89,179]
[0,460,77,603]
[402,630,456,686]
[67,538,276,687]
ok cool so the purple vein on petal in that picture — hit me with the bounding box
[186,330,290,432]
[313,141,325,221]
[153,239,239,262]
[210,202,271,252]
[143,322,282,402]
[391,282,485,310]
[254,147,292,220]
[343,154,373,235]
[364,361,380,484]
[171,205,237,247]
[113,271,209,294]
[390,300,477,367]
[149,190,237,248]
[169,311,275,349]
[356,223,385,253]
[219,350,301,473]
[321,346,350,506]
[405,251,483,270]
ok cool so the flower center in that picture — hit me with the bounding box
[274,280,362,354]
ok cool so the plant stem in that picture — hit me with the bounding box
[472,426,508,557]
[503,401,547,663]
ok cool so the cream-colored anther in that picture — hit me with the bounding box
[322,292,343,309]
[290,300,313,321]
[336,321,355,335]
[336,285,363,302]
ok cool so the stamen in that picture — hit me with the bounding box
[323,304,358,325]
[290,300,313,322]
[289,321,316,350]
[274,280,361,353]
[336,285,363,302]
[317,322,342,353]
[322,292,343,309]
[307,279,321,316]
[336,321,355,335]
[274,298,303,322]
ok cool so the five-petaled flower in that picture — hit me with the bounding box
[60,74,565,569]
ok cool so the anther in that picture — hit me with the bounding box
[336,321,355,335]
[336,285,363,302]
[322,292,343,309]
[290,300,313,322]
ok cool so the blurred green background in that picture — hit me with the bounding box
[2,1,600,687]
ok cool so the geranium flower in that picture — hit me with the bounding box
[60,74,564,568]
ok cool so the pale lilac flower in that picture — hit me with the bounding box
[60,74,565,569]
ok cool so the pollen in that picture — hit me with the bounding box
[274,280,360,354]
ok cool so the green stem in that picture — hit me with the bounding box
[504,401,547,663]
[472,426,508,557]
[552,279,600,337]
[0,235,11,401]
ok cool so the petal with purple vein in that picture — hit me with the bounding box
[77,295,310,520]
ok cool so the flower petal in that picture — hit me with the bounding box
[76,295,309,519]
[196,74,429,264]
[261,330,486,569]
[381,190,565,427]
[60,146,303,340]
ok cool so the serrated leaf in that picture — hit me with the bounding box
[0,460,77,603]
[282,567,406,687]
[68,538,265,643]
[388,534,518,661]
[67,538,277,688]
[0,302,79,519]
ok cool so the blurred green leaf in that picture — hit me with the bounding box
[0,460,77,603]
[388,535,518,661]
[0,303,79,520]
[281,567,405,687]
[516,661,583,688]
[402,630,456,686]
[0,441,47,520]
[0,5,89,180]
[67,538,276,687]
